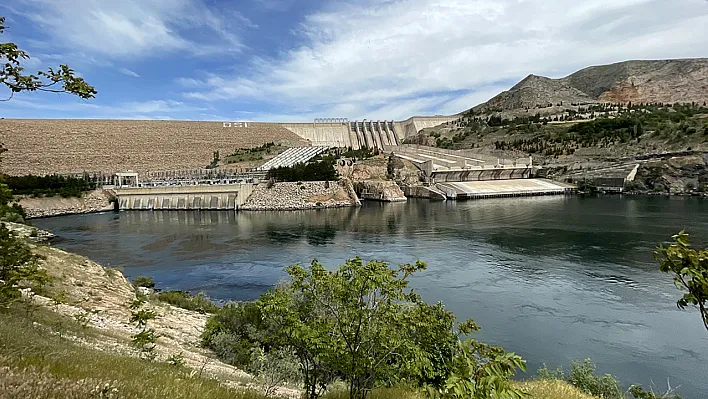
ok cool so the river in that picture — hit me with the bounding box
[32,196,708,398]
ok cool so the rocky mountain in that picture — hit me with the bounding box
[474,58,708,112]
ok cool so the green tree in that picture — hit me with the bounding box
[1,16,96,100]
[258,258,526,399]
[655,231,708,332]
[0,223,49,305]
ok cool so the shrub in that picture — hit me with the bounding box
[629,384,683,399]
[166,352,185,367]
[131,276,155,289]
[266,157,339,182]
[568,359,623,399]
[249,346,302,396]
[536,359,623,399]
[201,301,271,367]
[653,184,665,192]
[209,331,254,367]
[0,223,49,304]
[202,258,526,399]
[157,291,219,314]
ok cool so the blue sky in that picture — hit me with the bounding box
[1,0,708,122]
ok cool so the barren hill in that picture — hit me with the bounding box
[0,119,307,176]
[474,58,708,112]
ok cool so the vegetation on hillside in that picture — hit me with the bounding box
[0,223,49,305]
[426,103,708,155]
[341,147,379,160]
[1,174,94,198]
[202,257,527,399]
[266,156,339,182]
[0,183,25,223]
[225,142,286,164]
[0,305,268,399]
[156,290,219,314]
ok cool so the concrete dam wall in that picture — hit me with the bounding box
[280,116,457,150]
[394,116,460,140]
[114,184,254,210]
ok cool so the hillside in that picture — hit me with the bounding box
[474,58,708,113]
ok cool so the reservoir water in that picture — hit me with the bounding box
[33,196,708,398]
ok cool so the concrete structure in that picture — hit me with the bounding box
[563,164,639,192]
[279,116,458,151]
[393,116,460,140]
[388,145,533,183]
[115,172,139,188]
[280,122,353,148]
[436,179,571,199]
[257,146,329,171]
[114,184,254,210]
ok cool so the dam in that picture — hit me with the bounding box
[279,116,458,150]
[112,184,254,210]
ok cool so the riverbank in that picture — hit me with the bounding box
[3,225,298,398]
[19,189,114,219]
[2,223,602,399]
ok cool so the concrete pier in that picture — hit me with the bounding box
[436,179,572,199]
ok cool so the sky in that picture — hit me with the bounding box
[1,0,708,122]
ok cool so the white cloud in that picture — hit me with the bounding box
[118,68,141,78]
[6,0,256,59]
[4,97,209,118]
[179,0,708,120]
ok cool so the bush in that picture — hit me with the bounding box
[0,183,26,223]
[536,359,623,399]
[2,174,93,198]
[249,346,302,396]
[157,291,219,314]
[131,276,155,289]
[209,331,255,367]
[201,301,272,368]
[266,157,338,182]
[0,223,50,304]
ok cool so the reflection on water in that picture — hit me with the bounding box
[33,196,708,398]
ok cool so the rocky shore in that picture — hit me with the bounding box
[3,221,55,242]
[240,180,361,211]
[354,180,407,202]
[19,189,114,219]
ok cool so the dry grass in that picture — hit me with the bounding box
[516,379,600,399]
[0,119,308,175]
[0,306,267,399]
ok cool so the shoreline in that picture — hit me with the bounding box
[24,190,708,221]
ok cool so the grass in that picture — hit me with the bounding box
[155,290,219,314]
[517,379,600,399]
[0,302,604,399]
[319,381,600,399]
[224,144,287,165]
[322,387,422,399]
[0,304,267,399]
